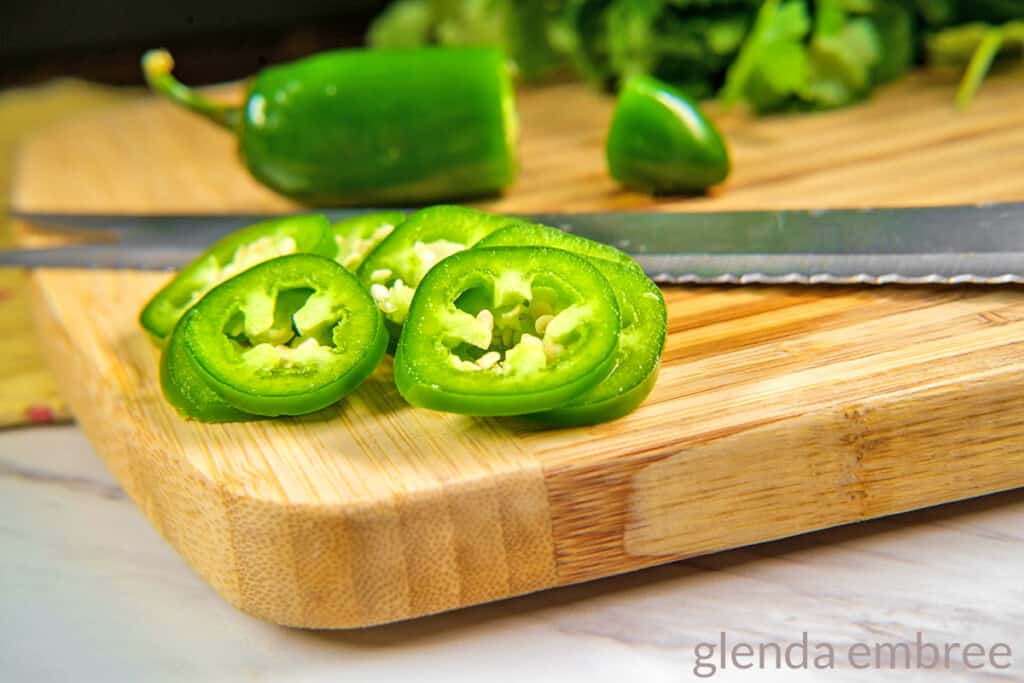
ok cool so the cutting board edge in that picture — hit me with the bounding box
[545,353,1024,584]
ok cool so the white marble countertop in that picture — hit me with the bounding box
[1,425,1021,682]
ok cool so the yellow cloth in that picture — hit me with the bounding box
[0,80,137,427]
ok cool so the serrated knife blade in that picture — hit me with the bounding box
[4,203,1024,285]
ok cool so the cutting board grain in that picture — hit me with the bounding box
[13,70,1024,628]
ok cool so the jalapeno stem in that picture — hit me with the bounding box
[142,49,242,131]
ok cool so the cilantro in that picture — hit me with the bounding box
[367,0,1024,113]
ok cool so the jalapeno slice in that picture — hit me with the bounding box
[476,221,645,274]
[357,205,528,341]
[177,254,387,417]
[394,246,620,416]
[140,215,334,341]
[330,210,406,270]
[537,265,665,424]
[477,224,667,425]
[160,319,255,423]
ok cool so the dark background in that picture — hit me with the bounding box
[0,1,386,86]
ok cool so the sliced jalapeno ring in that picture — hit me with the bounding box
[357,205,530,342]
[330,210,406,270]
[477,223,667,425]
[180,254,387,417]
[476,222,645,274]
[533,263,665,425]
[394,246,621,416]
[161,319,255,423]
[140,214,334,341]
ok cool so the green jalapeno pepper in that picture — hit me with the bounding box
[172,254,387,418]
[475,221,645,274]
[142,47,517,205]
[140,214,334,341]
[606,75,730,195]
[357,205,529,342]
[476,224,666,425]
[394,246,620,416]
[330,211,406,271]
[160,319,255,423]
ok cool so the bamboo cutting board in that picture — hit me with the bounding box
[13,70,1024,628]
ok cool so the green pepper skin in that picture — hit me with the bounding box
[140,214,334,341]
[476,222,645,274]
[357,205,531,343]
[160,319,255,423]
[394,246,620,416]
[533,265,665,425]
[143,47,517,206]
[179,254,387,417]
[330,211,406,271]
[478,224,666,426]
[606,75,731,194]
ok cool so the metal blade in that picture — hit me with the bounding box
[8,209,409,240]
[5,202,1024,284]
[0,244,193,270]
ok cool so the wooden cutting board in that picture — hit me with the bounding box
[13,70,1024,628]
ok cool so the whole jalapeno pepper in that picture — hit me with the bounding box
[140,214,334,341]
[330,211,406,271]
[142,47,518,205]
[172,254,387,417]
[356,205,530,343]
[476,224,666,425]
[394,246,621,416]
[606,75,730,194]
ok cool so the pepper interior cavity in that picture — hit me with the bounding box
[443,272,588,375]
[223,287,343,370]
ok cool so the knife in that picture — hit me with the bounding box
[4,203,1024,285]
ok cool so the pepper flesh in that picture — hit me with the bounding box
[477,223,666,425]
[394,246,621,416]
[177,254,387,417]
[161,319,254,423]
[330,211,406,270]
[476,222,645,274]
[356,205,531,342]
[606,75,731,194]
[143,47,518,206]
[140,214,334,341]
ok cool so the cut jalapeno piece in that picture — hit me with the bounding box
[356,205,529,342]
[176,254,387,417]
[477,224,667,425]
[140,214,334,341]
[537,264,665,424]
[394,246,620,416]
[330,210,406,270]
[160,319,255,423]
[606,75,730,194]
[476,221,645,274]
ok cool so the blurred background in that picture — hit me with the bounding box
[3,1,1021,111]
[0,1,383,86]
